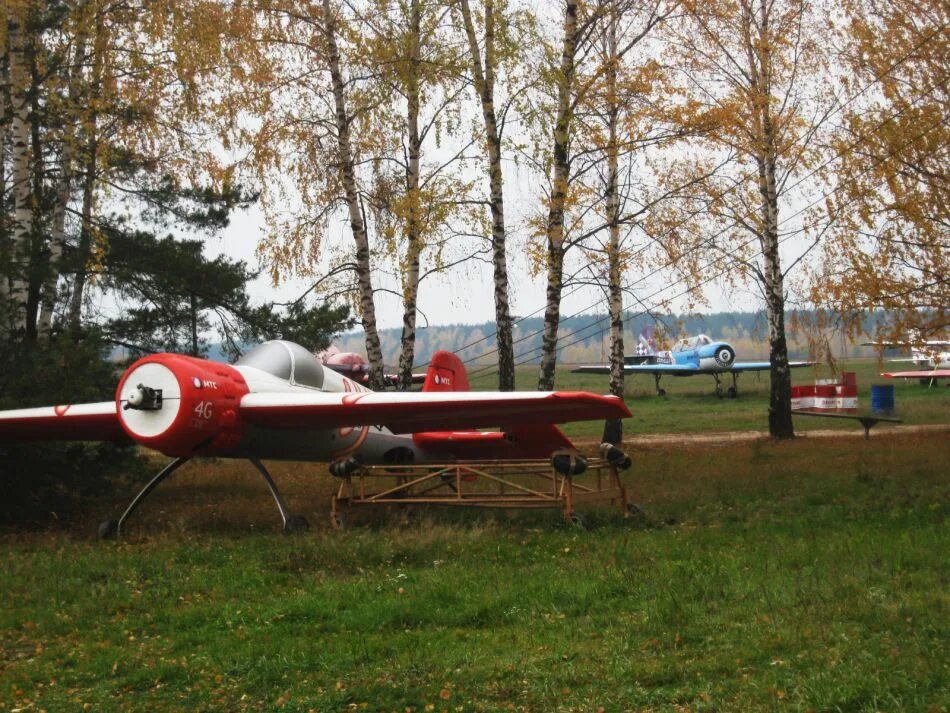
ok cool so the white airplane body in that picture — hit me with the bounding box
[863,336,950,383]
[0,340,629,535]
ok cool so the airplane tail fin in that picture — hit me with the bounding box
[418,351,576,458]
[422,351,470,392]
[638,325,657,355]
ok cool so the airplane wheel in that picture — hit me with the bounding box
[97,519,119,540]
[626,503,646,519]
[657,389,666,397]
[283,515,310,534]
[569,513,587,530]
[330,512,345,530]
[727,386,737,399]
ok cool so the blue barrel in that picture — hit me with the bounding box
[871,384,895,415]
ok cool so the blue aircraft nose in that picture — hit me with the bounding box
[699,342,736,366]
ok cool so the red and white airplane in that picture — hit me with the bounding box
[0,340,630,536]
[863,336,950,385]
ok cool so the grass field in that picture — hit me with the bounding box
[2,434,948,711]
[465,358,950,439]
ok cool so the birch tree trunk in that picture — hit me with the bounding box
[604,11,623,401]
[322,0,385,390]
[25,48,44,339]
[67,132,96,336]
[0,13,9,305]
[459,0,514,390]
[758,131,793,438]
[750,0,793,438]
[38,35,88,338]
[396,0,423,391]
[67,21,105,338]
[603,10,624,443]
[7,6,33,335]
[538,0,578,391]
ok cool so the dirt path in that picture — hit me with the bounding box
[575,423,950,449]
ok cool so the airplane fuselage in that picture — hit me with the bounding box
[652,340,737,374]
[230,362,424,464]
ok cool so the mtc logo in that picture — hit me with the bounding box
[192,377,219,390]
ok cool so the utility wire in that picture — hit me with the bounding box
[413,17,950,371]
[461,71,949,378]
[466,107,950,380]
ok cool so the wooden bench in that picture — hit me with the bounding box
[793,410,903,439]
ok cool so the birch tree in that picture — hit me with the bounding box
[455,0,531,390]
[357,0,477,389]
[810,0,949,345]
[321,0,387,388]
[536,0,587,391]
[6,0,33,335]
[238,1,391,388]
[578,0,673,400]
[0,5,9,306]
[656,0,835,437]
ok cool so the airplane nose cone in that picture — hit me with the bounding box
[715,346,735,367]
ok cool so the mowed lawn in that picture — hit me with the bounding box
[1,434,948,711]
[467,358,950,439]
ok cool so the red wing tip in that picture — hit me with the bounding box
[553,391,632,418]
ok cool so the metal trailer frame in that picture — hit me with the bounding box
[329,458,634,528]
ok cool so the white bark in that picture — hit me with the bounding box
[38,34,88,338]
[0,12,8,303]
[322,0,386,390]
[605,10,624,401]
[538,0,578,391]
[397,0,422,391]
[7,7,32,333]
[459,0,514,390]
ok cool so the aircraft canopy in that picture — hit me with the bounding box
[237,341,326,389]
[673,334,712,352]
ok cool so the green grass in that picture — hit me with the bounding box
[466,358,950,439]
[1,435,947,711]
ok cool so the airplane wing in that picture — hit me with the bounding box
[239,391,631,434]
[573,361,814,375]
[862,340,950,349]
[882,369,950,379]
[0,402,130,443]
[730,360,814,372]
[573,363,699,376]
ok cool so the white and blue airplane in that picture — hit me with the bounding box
[573,329,814,398]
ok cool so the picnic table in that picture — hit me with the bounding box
[793,410,903,439]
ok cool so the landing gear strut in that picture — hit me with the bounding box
[654,374,666,397]
[712,372,739,399]
[727,371,739,398]
[98,457,308,539]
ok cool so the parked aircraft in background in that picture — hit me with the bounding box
[864,336,950,386]
[316,347,425,387]
[573,327,814,397]
[0,341,629,536]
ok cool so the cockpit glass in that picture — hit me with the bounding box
[236,342,292,380]
[698,335,711,346]
[286,342,325,389]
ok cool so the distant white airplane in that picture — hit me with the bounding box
[573,327,814,397]
[862,335,950,386]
